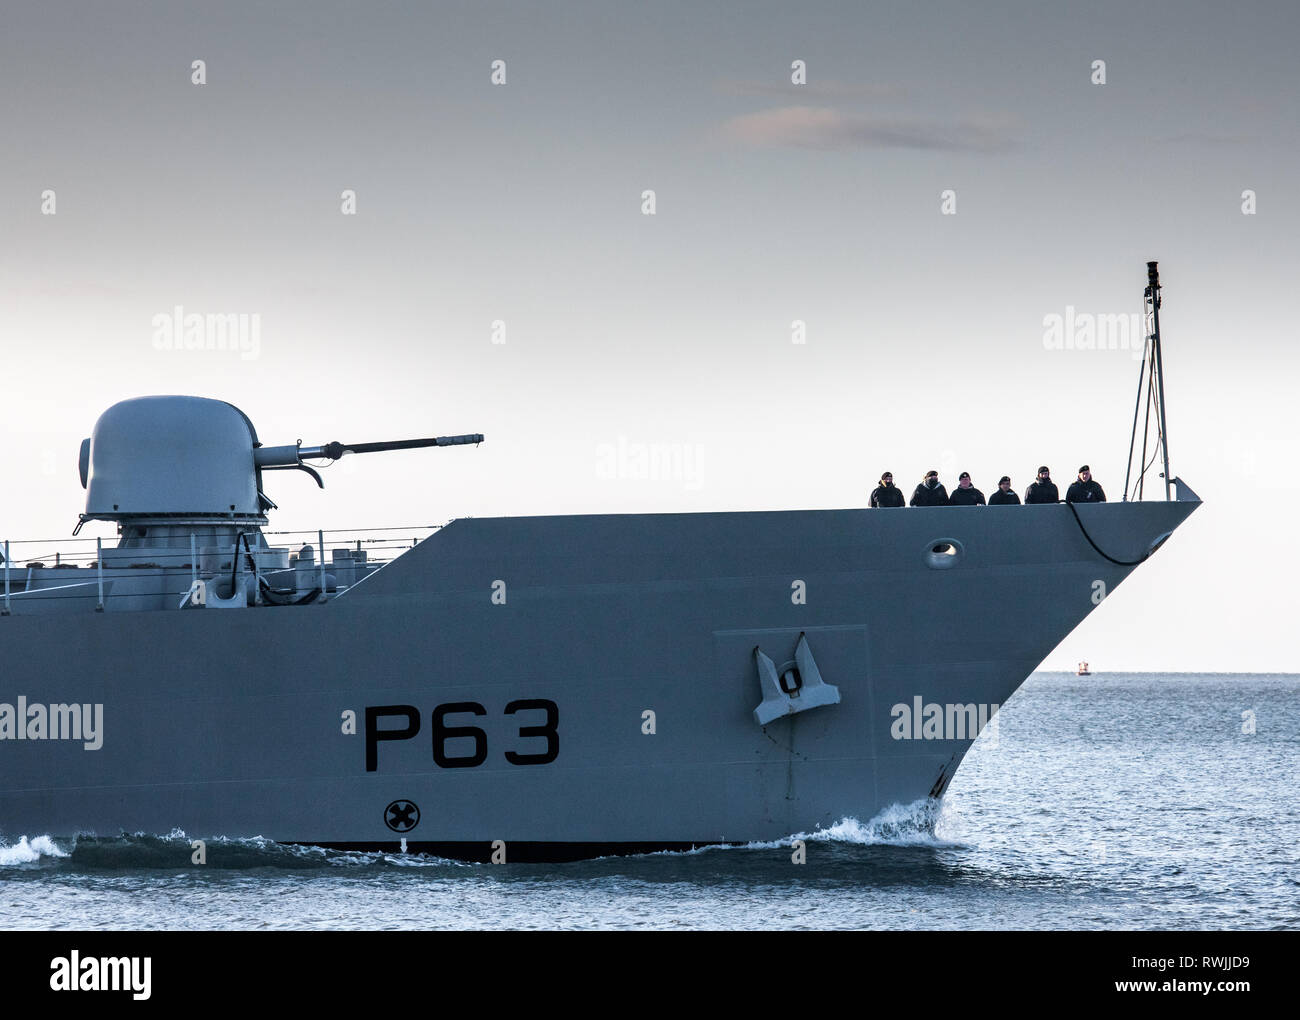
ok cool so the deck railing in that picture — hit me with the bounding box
[0,524,445,614]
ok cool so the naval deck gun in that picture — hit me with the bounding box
[252,433,485,491]
[2,395,482,615]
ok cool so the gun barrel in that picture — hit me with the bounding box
[254,434,483,468]
[329,435,484,457]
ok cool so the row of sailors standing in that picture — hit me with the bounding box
[869,466,1107,507]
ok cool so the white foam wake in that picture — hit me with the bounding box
[635,799,959,858]
[770,798,955,849]
[0,835,70,865]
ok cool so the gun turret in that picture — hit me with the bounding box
[77,395,483,527]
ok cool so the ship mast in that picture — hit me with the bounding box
[1124,261,1173,501]
[1149,262,1173,501]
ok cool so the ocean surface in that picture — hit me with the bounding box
[2,672,1296,930]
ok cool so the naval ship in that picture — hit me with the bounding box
[0,264,1198,861]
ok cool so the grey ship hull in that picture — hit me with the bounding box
[0,500,1197,861]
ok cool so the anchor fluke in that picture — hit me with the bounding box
[752,632,841,726]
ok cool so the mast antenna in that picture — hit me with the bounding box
[1124,261,1173,501]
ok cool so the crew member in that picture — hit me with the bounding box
[870,471,905,508]
[910,470,949,506]
[948,471,985,506]
[1066,465,1107,503]
[988,476,1020,505]
[1025,466,1059,504]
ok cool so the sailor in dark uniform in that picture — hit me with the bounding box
[988,476,1021,505]
[909,470,949,506]
[870,471,906,508]
[1066,465,1107,503]
[948,471,985,506]
[1024,466,1059,504]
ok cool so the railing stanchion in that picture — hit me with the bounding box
[3,540,10,616]
[96,538,104,612]
[318,530,327,601]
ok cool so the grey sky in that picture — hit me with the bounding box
[1,1,1296,669]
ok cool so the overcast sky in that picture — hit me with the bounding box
[1,1,1296,670]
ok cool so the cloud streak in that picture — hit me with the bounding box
[1158,131,1255,147]
[722,105,1019,153]
[719,79,906,100]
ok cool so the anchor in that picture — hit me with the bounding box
[752,632,841,726]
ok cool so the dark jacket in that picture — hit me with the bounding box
[910,480,949,507]
[948,485,985,506]
[988,488,1021,505]
[870,483,906,508]
[1066,479,1107,503]
[1025,479,1059,504]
